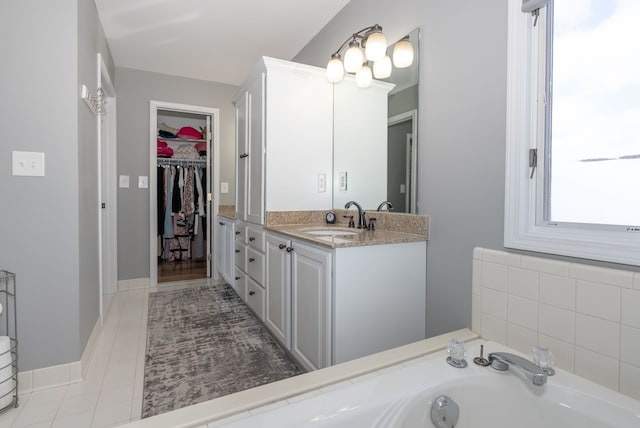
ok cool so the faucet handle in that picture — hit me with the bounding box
[446,339,468,368]
[343,215,355,228]
[532,346,556,375]
[367,217,376,231]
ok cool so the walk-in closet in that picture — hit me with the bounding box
[155,108,213,283]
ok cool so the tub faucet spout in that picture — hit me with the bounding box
[488,352,547,386]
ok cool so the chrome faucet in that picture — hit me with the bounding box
[377,201,393,211]
[344,201,366,229]
[488,352,547,386]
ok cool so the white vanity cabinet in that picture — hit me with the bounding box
[215,216,235,286]
[233,57,333,225]
[265,231,426,372]
[234,221,267,320]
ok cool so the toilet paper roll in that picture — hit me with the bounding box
[0,336,14,409]
[0,302,3,316]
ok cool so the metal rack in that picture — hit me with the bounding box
[157,157,206,167]
[0,271,17,413]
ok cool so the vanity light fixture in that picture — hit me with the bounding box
[326,24,413,87]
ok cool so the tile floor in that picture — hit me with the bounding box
[0,279,217,428]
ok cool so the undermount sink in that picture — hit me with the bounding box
[304,229,359,236]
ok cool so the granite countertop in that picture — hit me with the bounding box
[265,223,427,249]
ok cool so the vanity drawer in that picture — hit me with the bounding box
[246,247,265,284]
[235,221,248,244]
[247,225,266,252]
[233,266,246,301]
[246,276,265,320]
[234,242,247,271]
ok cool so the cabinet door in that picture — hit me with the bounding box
[265,234,291,348]
[246,73,265,225]
[223,220,235,284]
[291,241,332,371]
[234,91,248,221]
[215,218,226,280]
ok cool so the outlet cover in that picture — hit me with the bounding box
[221,182,229,193]
[119,175,129,188]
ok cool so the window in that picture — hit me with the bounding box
[505,0,640,266]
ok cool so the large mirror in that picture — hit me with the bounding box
[332,28,420,213]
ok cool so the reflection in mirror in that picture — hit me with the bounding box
[332,29,419,213]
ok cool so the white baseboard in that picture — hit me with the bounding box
[118,277,151,291]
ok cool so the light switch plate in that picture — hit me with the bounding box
[119,175,129,188]
[12,151,45,176]
[138,176,148,189]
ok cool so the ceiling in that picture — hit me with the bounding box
[94,0,351,86]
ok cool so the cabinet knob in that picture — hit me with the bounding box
[235,276,241,280]
[239,153,249,159]
[235,249,240,253]
[249,290,255,296]
[248,257,255,262]
[286,247,294,253]
[249,237,255,242]
[219,222,224,226]
[278,244,286,250]
[235,231,240,235]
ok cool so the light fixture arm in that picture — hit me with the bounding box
[330,24,383,57]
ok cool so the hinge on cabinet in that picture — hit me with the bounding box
[207,253,212,261]
[207,193,212,202]
[529,148,537,179]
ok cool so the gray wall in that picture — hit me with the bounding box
[0,0,113,370]
[115,68,237,280]
[295,0,508,337]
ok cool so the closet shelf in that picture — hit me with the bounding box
[157,157,207,167]
[157,136,206,144]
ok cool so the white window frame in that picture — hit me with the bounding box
[504,0,640,267]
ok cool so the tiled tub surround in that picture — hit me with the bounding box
[472,247,640,400]
[265,210,429,248]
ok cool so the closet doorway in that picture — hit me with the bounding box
[149,101,220,286]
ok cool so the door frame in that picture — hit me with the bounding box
[149,101,221,287]
[97,53,118,321]
[388,109,418,213]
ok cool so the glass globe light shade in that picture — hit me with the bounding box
[344,40,364,73]
[326,55,345,83]
[393,39,414,68]
[365,30,387,62]
[355,64,372,88]
[373,55,392,79]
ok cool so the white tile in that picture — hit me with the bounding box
[620,362,640,401]
[472,259,482,296]
[538,333,575,372]
[15,422,52,428]
[91,400,132,428]
[101,364,136,389]
[471,294,480,333]
[620,325,640,367]
[480,314,507,344]
[621,289,640,328]
[17,371,33,395]
[520,255,570,276]
[481,288,507,320]
[634,272,640,290]
[507,267,539,300]
[576,280,620,322]
[539,273,576,310]
[481,249,520,266]
[117,280,130,291]
[32,364,70,391]
[574,347,619,391]
[569,263,633,288]
[12,400,59,427]
[538,304,575,344]
[97,384,134,408]
[481,262,508,292]
[57,391,99,418]
[507,295,538,330]
[575,314,620,359]
[27,385,67,405]
[507,324,537,356]
[0,400,23,427]
[52,411,94,428]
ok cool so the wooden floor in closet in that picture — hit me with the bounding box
[158,259,207,283]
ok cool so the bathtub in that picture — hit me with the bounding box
[210,340,640,428]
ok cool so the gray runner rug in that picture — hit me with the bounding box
[142,284,304,418]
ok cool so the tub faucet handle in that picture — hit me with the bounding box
[532,345,556,376]
[446,339,467,368]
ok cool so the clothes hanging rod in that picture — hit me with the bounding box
[157,158,207,166]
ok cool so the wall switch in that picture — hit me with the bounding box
[338,172,348,191]
[138,176,148,189]
[221,182,229,193]
[400,184,406,194]
[119,175,129,188]
[12,151,45,176]
[318,174,326,193]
